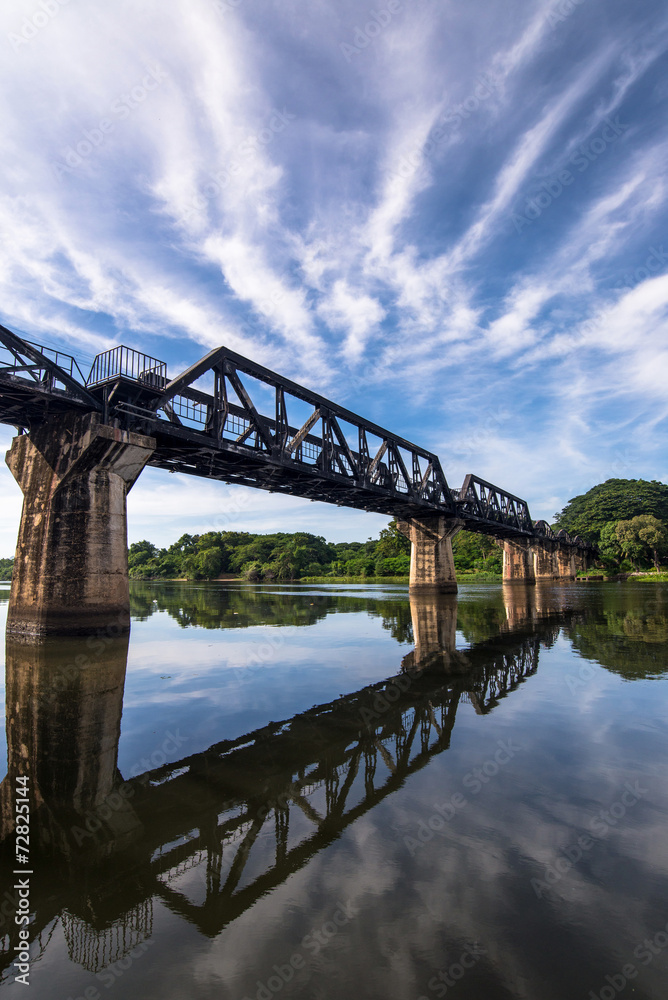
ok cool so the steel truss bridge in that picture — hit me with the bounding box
[0,614,560,978]
[0,323,589,546]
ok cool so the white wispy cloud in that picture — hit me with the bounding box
[0,0,667,538]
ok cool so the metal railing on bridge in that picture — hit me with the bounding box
[86,346,167,388]
[0,322,594,544]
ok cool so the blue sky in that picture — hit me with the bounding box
[1,0,667,551]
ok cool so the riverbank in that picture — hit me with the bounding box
[301,571,502,584]
[576,571,668,582]
[126,570,504,585]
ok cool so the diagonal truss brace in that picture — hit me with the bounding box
[0,323,102,411]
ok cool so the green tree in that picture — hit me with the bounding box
[241,560,263,581]
[616,515,668,571]
[128,540,162,578]
[554,479,668,542]
[128,540,158,566]
[452,531,502,573]
[375,520,410,559]
[172,533,199,554]
[375,554,410,576]
[196,546,224,580]
[598,521,623,568]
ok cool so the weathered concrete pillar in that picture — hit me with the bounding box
[397,516,465,593]
[6,412,155,637]
[502,539,536,584]
[555,545,576,580]
[532,541,559,581]
[573,548,593,575]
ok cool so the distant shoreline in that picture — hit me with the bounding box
[126,571,505,584]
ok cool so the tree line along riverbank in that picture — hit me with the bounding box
[1,478,666,583]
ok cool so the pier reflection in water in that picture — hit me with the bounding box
[0,581,667,999]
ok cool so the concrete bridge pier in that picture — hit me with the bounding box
[533,541,577,581]
[6,412,155,637]
[573,549,593,575]
[501,539,536,584]
[555,545,576,580]
[532,541,560,581]
[397,516,465,593]
[503,539,579,583]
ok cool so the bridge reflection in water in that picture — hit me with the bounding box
[0,587,563,980]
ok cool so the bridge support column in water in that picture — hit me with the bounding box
[532,540,560,581]
[555,544,577,580]
[532,541,577,581]
[5,411,155,637]
[503,538,580,583]
[397,516,465,594]
[573,548,594,575]
[502,538,536,584]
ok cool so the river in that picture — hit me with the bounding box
[0,580,667,1000]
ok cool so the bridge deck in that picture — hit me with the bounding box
[0,324,588,544]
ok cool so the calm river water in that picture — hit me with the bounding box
[0,580,667,1000]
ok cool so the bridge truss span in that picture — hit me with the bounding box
[141,342,458,520]
[0,322,596,618]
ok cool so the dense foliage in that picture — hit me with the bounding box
[7,475,668,580]
[554,479,668,542]
[127,520,501,581]
[127,527,407,581]
[451,531,502,574]
[598,515,668,571]
[552,478,668,572]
